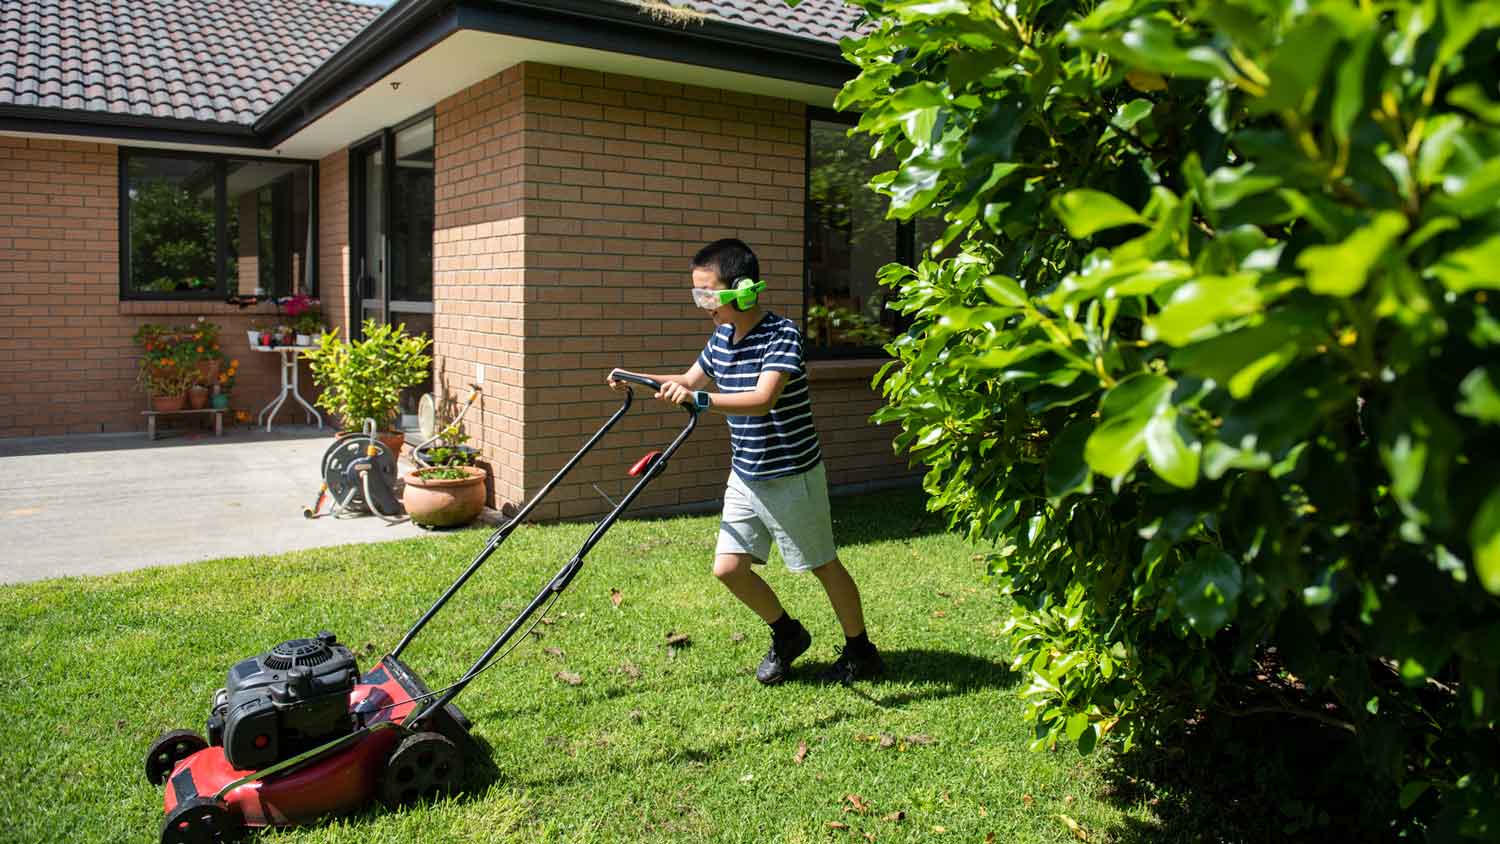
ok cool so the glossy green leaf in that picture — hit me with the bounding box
[980,274,1027,307]
[1147,274,1263,346]
[1172,547,1242,636]
[1144,407,1200,488]
[1052,190,1146,239]
[1296,212,1409,296]
[1473,487,1500,595]
[1428,234,1500,292]
[1457,369,1500,422]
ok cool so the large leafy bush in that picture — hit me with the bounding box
[837,0,1500,835]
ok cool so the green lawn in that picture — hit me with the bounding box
[0,489,1164,843]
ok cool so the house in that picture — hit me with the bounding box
[0,0,928,518]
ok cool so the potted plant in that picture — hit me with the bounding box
[305,319,432,455]
[284,295,322,345]
[212,359,239,409]
[137,355,196,412]
[403,422,486,528]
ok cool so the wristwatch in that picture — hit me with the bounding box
[693,390,712,410]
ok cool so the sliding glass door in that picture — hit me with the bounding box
[351,113,434,427]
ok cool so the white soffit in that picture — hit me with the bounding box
[271,28,840,159]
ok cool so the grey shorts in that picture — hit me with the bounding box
[716,461,837,572]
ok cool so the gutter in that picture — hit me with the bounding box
[0,103,260,149]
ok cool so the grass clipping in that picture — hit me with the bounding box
[629,0,711,27]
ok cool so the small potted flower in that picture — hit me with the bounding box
[213,359,239,409]
[282,294,322,345]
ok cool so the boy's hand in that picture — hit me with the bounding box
[656,380,693,407]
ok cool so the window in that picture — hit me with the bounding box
[804,111,910,358]
[121,151,315,300]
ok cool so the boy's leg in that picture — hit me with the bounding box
[810,557,866,636]
[717,478,812,685]
[713,553,784,623]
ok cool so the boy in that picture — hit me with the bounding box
[609,238,883,685]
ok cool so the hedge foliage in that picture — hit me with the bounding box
[832,0,1500,836]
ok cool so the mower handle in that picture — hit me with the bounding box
[608,369,697,412]
[607,369,661,391]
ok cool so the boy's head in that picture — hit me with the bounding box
[691,239,762,319]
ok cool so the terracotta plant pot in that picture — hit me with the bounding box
[152,393,186,413]
[402,466,487,528]
[335,429,406,458]
[187,385,209,409]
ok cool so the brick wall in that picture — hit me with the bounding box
[425,63,914,520]
[431,65,530,507]
[0,135,336,437]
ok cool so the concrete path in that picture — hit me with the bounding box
[0,426,439,584]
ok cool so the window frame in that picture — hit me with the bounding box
[802,106,916,361]
[118,147,320,302]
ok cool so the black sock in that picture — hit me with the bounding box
[769,612,799,640]
[845,630,873,654]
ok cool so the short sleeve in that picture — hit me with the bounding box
[697,332,718,380]
[762,325,804,374]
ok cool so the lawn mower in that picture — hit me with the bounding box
[146,372,694,843]
[302,383,483,521]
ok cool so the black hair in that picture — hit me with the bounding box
[691,238,760,289]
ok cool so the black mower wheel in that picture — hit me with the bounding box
[160,796,243,844]
[145,729,208,786]
[380,730,463,808]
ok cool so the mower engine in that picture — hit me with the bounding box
[206,631,360,770]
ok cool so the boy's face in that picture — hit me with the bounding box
[692,266,733,325]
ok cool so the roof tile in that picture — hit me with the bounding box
[0,0,380,124]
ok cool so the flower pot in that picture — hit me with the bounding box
[402,466,488,528]
[296,334,312,346]
[336,429,406,458]
[211,393,230,410]
[258,331,273,347]
[151,393,187,413]
[187,385,209,409]
[246,329,258,346]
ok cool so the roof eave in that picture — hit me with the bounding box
[256,0,854,147]
[0,103,260,148]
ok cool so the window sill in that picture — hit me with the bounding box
[121,300,281,317]
[807,357,889,384]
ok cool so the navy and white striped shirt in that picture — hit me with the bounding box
[697,313,823,482]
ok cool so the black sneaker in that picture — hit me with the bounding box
[756,622,811,685]
[817,643,885,684]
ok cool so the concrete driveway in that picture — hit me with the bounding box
[0,425,445,584]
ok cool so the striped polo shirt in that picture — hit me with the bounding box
[697,313,823,482]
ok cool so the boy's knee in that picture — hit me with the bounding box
[713,553,755,580]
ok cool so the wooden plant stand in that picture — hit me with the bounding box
[142,407,226,440]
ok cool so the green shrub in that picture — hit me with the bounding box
[305,320,431,431]
[834,0,1500,836]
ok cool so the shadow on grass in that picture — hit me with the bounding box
[829,485,951,546]
[788,647,1017,706]
[464,648,1016,792]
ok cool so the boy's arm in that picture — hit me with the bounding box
[656,370,789,416]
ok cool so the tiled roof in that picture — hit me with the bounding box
[662,0,867,45]
[0,0,381,126]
